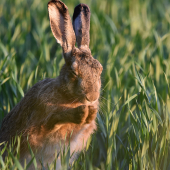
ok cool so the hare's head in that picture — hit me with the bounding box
[48,0,103,103]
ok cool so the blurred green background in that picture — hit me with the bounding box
[0,0,170,169]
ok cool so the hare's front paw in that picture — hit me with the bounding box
[74,105,88,124]
[86,106,98,123]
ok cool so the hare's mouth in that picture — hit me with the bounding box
[85,96,98,103]
[77,92,99,107]
[83,97,99,106]
[84,99,99,109]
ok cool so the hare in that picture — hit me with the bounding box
[0,0,103,169]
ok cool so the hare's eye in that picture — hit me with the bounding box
[71,70,77,76]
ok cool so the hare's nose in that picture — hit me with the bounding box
[86,92,99,102]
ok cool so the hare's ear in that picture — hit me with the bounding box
[48,0,76,54]
[73,4,91,48]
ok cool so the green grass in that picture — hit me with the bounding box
[1,0,170,169]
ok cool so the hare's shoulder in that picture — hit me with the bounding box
[0,78,58,140]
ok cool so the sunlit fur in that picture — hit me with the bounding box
[0,46,102,168]
[0,0,103,169]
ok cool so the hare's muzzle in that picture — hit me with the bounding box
[85,92,99,102]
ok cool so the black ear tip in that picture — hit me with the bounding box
[73,4,90,21]
[48,0,68,16]
[48,0,58,5]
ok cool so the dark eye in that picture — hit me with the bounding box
[72,71,77,76]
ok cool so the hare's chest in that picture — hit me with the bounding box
[21,122,96,169]
[70,124,92,152]
[43,121,95,155]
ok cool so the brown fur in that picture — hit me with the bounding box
[0,0,103,168]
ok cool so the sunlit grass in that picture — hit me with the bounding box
[0,0,170,169]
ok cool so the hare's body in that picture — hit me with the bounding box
[0,0,103,168]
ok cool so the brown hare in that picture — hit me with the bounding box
[0,0,103,169]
